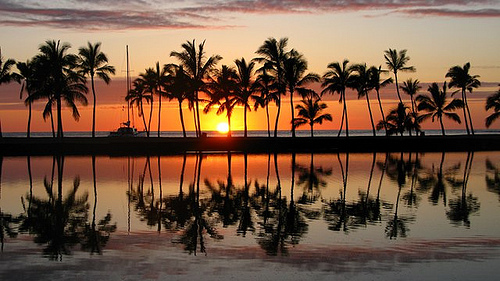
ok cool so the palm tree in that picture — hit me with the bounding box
[204,65,238,137]
[384,49,415,104]
[17,60,36,138]
[126,79,152,136]
[321,59,356,137]
[165,64,191,137]
[352,63,376,136]
[416,82,464,136]
[1,48,18,136]
[485,85,500,128]
[369,66,393,135]
[234,57,259,137]
[376,103,413,136]
[400,78,421,114]
[283,50,320,137]
[293,94,332,137]
[78,42,115,137]
[446,62,481,135]
[171,40,222,137]
[25,40,88,138]
[253,66,276,137]
[254,37,289,137]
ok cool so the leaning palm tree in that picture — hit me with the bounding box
[253,65,277,137]
[384,49,415,104]
[485,85,500,128]
[254,37,289,137]
[352,63,376,136]
[446,62,481,135]
[78,42,115,137]
[400,78,421,114]
[234,57,259,137]
[171,40,222,137]
[26,40,88,138]
[284,50,320,137]
[416,82,464,136]
[369,66,393,135]
[321,59,356,137]
[293,94,332,137]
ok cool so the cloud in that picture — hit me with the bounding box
[0,0,498,30]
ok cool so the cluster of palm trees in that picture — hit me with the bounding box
[2,39,500,138]
[0,41,114,138]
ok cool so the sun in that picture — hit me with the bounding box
[216,122,229,134]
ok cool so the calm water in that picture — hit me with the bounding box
[1,152,500,280]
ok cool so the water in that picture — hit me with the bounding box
[1,152,499,280]
[4,129,500,138]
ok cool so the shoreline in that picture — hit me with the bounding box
[0,135,499,156]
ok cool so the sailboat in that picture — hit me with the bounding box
[109,45,140,137]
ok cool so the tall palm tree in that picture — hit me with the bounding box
[321,59,356,137]
[485,85,500,128]
[369,66,393,135]
[254,37,289,137]
[293,94,332,137]
[416,82,464,136]
[17,60,36,138]
[352,63,376,136]
[165,64,191,137]
[171,40,222,137]
[26,40,88,138]
[204,65,238,137]
[78,42,115,137]
[384,49,415,104]
[126,79,152,136]
[400,78,421,114]
[446,62,481,135]
[234,57,259,137]
[253,65,276,137]
[284,50,320,137]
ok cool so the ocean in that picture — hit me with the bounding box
[2,129,500,138]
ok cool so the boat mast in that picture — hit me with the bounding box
[126,45,131,126]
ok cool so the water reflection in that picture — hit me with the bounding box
[1,151,499,259]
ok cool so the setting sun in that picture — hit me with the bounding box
[216,122,229,134]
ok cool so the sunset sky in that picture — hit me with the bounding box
[1,0,499,133]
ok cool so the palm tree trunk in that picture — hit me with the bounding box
[195,90,202,137]
[365,93,376,136]
[148,99,153,137]
[158,91,162,138]
[56,96,63,138]
[265,103,270,137]
[227,113,232,137]
[338,105,345,137]
[463,91,474,135]
[178,101,186,137]
[140,102,149,137]
[394,72,402,104]
[192,105,198,137]
[91,75,96,138]
[439,116,446,136]
[50,111,55,138]
[461,89,470,135]
[244,106,248,138]
[274,96,281,137]
[376,89,388,135]
[343,91,349,137]
[27,100,32,138]
[310,122,313,137]
[290,89,295,137]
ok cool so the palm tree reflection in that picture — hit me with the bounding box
[296,153,332,205]
[485,158,500,200]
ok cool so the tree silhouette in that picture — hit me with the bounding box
[369,66,393,135]
[416,82,464,136]
[17,60,36,138]
[164,64,191,137]
[352,64,376,136]
[126,78,152,136]
[78,42,115,137]
[292,94,332,137]
[254,37,289,137]
[171,40,222,137]
[321,59,356,137]
[446,62,480,135]
[384,48,415,104]
[235,58,259,137]
[485,85,500,128]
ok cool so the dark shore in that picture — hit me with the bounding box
[0,134,499,156]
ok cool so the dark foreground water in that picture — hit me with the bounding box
[1,152,499,280]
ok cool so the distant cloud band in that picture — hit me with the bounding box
[0,0,498,30]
